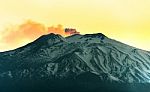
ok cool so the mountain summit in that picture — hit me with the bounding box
[0,33,150,92]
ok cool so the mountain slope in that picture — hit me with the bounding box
[0,33,150,84]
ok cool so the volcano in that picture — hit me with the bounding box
[0,33,150,92]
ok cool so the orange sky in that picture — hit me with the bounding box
[0,0,150,51]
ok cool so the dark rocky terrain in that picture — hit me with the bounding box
[0,33,150,92]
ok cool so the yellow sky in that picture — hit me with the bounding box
[0,0,150,51]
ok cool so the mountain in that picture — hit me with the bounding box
[0,33,150,92]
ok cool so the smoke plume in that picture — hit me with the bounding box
[0,20,79,51]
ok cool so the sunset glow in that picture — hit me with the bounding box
[0,0,150,51]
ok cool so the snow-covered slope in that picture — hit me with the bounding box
[0,33,150,83]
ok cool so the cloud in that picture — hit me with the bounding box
[0,20,80,52]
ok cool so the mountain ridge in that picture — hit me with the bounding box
[0,33,150,84]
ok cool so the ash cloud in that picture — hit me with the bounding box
[65,28,80,35]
